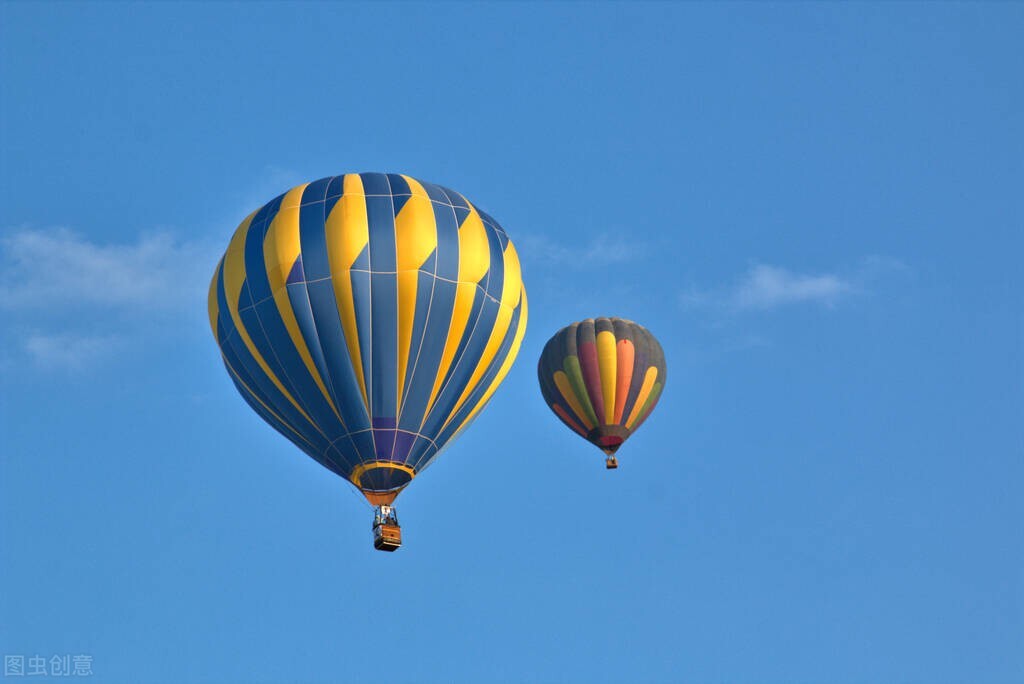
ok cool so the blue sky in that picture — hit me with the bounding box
[1,3,1021,683]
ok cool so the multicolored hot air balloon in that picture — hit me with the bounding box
[538,318,665,469]
[208,173,527,551]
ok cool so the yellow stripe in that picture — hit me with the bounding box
[449,286,529,438]
[625,366,659,429]
[596,330,617,424]
[554,370,596,431]
[264,184,344,425]
[395,176,438,404]
[440,240,522,432]
[325,173,370,411]
[395,177,436,271]
[221,214,319,431]
[349,461,417,489]
[630,382,662,429]
[454,201,491,283]
[207,256,224,339]
[423,203,491,421]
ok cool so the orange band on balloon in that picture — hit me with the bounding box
[613,339,635,423]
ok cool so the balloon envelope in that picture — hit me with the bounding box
[209,173,528,504]
[538,318,665,457]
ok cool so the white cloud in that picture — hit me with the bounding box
[680,258,904,313]
[516,232,646,268]
[733,265,852,310]
[0,227,221,372]
[0,228,218,311]
[23,332,122,370]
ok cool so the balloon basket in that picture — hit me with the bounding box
[605,455,619,469]
[372,505,402,552]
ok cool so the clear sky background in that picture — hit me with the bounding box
[1,3,1021,683]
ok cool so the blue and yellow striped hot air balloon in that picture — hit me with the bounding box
[208,173,528,551]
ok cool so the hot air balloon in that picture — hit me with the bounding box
[538,318,665,469]
[208,173,527,551]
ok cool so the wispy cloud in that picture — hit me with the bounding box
[731,264,852,310]
[516,232,647,269]
[0,228,218,311]
[0,227,220,372]
[22,332,123,370]
[680,258,904,313]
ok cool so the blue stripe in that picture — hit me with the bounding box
[246,298,345,440]
[398,268,436,401]
[347,430,376,469]
[359,172,391,197]
[302,176,331,204]
[350,268,374,416]
[397,271,447,433]
[481,220,506,301]
[303,278,373,435]
[365,194,397,272]
[406,434,438,471]
[419,292,498,441]
[387,173,412,215]
[479,209,509,250]
[360,177,400,451]
[369,271,398,422]
[325,175,345,201]
[432,194,461,281]
[297,192,330,280]
[285,281,343,427]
